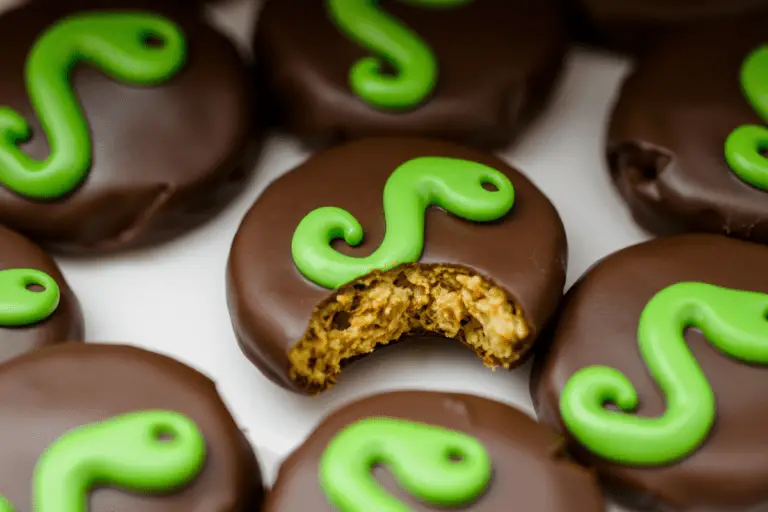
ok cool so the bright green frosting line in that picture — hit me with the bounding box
[0,268,60,326]
[0,12,186,200]
[560,282,768,465]
[326,0,473,110]
[0,411,206,511]
[319,417,491,511]
[291,156,515,289]
[725,45,768,189]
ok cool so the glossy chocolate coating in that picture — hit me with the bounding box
[607,18,768,243]
[254,0,566,149]
[0,2,258,253]
[28,0,212,5]
[576,0,768,52]
[265,390,604,511]
[607,17,768,242]
[0,224,82,363]
[0,343,264,511]
[227,137,567,392]
[531,234,768,510]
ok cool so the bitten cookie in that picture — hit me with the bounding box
[265,390,604,511]
[532,234,768,510]
[574,0,768,52]
[0,224,82,363]
[0,343,264,511]
[0,1,258,253]
[254,0,566,149]
[608,19,768,242]
[227,137,567,394]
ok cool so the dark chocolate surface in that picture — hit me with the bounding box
[29,0,216,5]
[254,0,566,149]
[575,0,768,52]
[265,390,605,511]
[607,19,768,242]
[0,224,82,363]
[0,343,264,511]
[532,234,768,510]
[0,2,257,253]
[227,137,567,392]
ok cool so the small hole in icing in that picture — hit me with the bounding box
[25,282,44,293]
[447,450,465,463]
[481,181,499,192]
[758,142,768,159]
[141,31,167,49]
[153,424,177,442]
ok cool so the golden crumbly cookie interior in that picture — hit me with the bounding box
[289,263,529,394]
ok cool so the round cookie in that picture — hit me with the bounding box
[265,390,605,511]
[0,1,257,253]
[227,137,567,394]
[531,234,768,510]
[575,0,768,52]
[607,19,768,243]
[0,342,264,511]
[254,0,567,149]
[0,224,82,363]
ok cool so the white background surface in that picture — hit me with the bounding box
[2,0,649,504]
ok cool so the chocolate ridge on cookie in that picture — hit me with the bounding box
[253,0,566,149]
[531,234,768,510]
[0,342,264,511]
[227,137,567,394]
[0,1,259,253]
[264,390,605,511]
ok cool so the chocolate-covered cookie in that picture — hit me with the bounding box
[227,137,567,394]
[0,342,264,511]
[0,1,258,253]
[607,19,768,242]
[265,390,604,511]
[254,0,566,149]
[0,224,82,363]
[531,234,768,510]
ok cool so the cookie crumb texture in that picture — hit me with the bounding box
[290,264,528,393]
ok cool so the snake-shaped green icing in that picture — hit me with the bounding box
[319,418,491,512]
[725,45,768,190]
[326,0,474,110]
[0,12,186,200]
[0,410,206,512]
[291,156,515,289]
[0,268,60,326]
[560,282,768,466]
